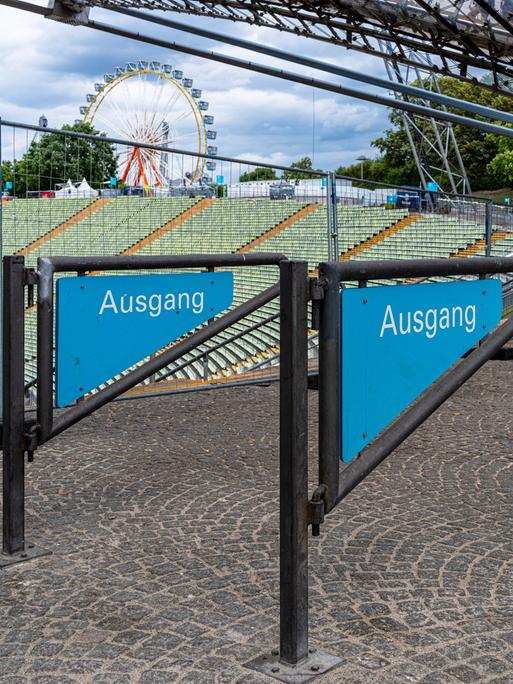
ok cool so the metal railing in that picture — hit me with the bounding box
[3,117,513,399]
[2,251,286,559]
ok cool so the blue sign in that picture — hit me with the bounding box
[341,279,502,462]
[5,181,12,190]
[216,175,225,185]
[427,181,440,192]
[109,177,117,188]
[56,272,234,407]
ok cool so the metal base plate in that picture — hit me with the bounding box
[0,543,51,568]
[245,649,344,683]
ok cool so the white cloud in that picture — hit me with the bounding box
[0,4,390,171]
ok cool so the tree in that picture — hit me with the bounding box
[487,128,513,186]
[284,157,323,180]
[336,78,513,191]
[8,122,117,196]
[239,167,277,182]
[1,161,14,193]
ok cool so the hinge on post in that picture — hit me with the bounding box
[24,269,38,309]
[23,420,40,463]
[307,484,328,537]
[309,277,326,331]
[309,276,326,302]
[24,270,39,286]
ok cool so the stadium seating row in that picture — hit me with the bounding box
[1,195,496,392]
[2,198,93,255]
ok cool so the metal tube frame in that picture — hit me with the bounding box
[105,6,513,126]
[2,257,26,555]
[247,260,343,682]
[3,252,286,562]
[35,253,285,443]
[318,255,513,514]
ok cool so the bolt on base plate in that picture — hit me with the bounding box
[245,648,344,683]
[0,543,51,568]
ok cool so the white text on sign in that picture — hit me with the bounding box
[379,303,476,339]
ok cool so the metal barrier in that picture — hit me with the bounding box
[5,118,513,399]
[1,252,286,561]
[251,255,513,682]
[317,256,513,514]
[4,253,513,682]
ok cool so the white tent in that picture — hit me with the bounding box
[76,178,98,198]
[54,179,75,198]
[54,178,98,199]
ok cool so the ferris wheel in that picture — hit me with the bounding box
[78,61,218,187]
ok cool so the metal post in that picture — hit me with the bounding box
[329,172,339,259]
[2,256,26,556]
[485,200,493,258]
[1,256,49,567]
[325,176,333,261]
[0,119,3,418]
[37,259,54,443]
[279,259,309,666]
[247,260,342,681]
[318,262,340,513]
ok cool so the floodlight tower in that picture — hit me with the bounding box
[381,44,471,195]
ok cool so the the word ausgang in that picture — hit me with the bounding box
[98,289,205,318]
[379,303,476,339]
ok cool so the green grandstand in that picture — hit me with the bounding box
[1,194,504,397]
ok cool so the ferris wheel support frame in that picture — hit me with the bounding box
[121,147,152,189]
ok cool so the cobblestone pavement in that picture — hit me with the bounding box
[2,360,513,683]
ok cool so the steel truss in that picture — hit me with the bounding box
[382,45,471,194]
[58,1,513,95]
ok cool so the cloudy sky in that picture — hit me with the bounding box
[0,3,391,172]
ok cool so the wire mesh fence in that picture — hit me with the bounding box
[332,176,512,264]
[2,118,513,403]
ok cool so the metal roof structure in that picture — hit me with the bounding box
[66,1,513,91]
[4,0,513,193]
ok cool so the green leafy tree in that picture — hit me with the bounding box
[487,128,513,186]
[337,78,513,191]
[8,122,117,196]
[284,157,323,180]
[1,160,14,193]
[239,167,277,182]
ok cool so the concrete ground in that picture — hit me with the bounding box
[2,360,513,683]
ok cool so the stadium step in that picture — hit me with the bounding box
[121,197,216,255]
[236,203,322,253]
[450,230,508,258]
[339,213,423,260]
[16,197,110,256]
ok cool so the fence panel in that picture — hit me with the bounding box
[3,119,513,403]
[0,122,328,401]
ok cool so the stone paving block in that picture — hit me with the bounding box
[1,368,513,682]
